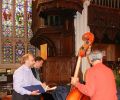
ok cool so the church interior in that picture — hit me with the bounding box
[0,0,120,99]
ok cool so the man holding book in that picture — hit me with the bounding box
[12,53,47,100]
[31,56,44,82]
[31,56,54,100]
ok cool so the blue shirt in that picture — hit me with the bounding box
[13,64,41,95]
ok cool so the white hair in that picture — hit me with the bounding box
[89,50,103,62]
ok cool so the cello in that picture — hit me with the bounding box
[66,32,94,100]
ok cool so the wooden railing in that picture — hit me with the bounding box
[91,0,120,8]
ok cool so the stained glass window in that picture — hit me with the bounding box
[2,39,13,63]
[2,1,13,37]
[0,0,36,66]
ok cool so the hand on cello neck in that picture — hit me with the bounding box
[71,76,79,87]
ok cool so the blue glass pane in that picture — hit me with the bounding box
[15,40,25,63]
[2,39,13,63]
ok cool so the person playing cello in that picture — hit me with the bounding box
[70,50,117,100]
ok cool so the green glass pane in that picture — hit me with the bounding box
[2,39,13,63]
[15,26,24,38]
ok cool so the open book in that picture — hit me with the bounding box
[46,86,57,91]
[23,85,57,93]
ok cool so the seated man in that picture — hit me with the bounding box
[12,53,47,100]
[31,56,54,100]
[31,56,44,81]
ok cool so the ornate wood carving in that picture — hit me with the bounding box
[37,0,83,13]
[31,2,76,57]
[30,27,75,57]
[88,5,120,44]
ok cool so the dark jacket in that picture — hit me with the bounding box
[31,68,37,79]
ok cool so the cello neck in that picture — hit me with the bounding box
[73,32,94,78]
[74,56,81,78]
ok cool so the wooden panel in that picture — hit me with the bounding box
[60,35,75,56]
[36,33,75,57]
[43,57,76,85]
[59,61,72,83]
[50,37,62,56]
